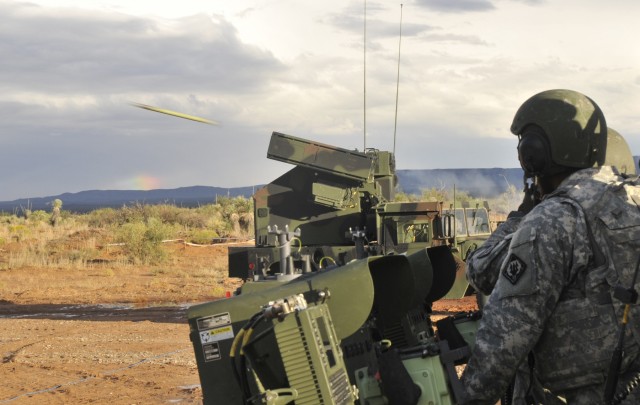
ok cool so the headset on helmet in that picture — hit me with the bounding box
[511,89,607,177]
[517,125,556,177]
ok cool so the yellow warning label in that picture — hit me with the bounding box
[199,325,234,344]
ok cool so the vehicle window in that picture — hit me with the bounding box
[443,208,467,236]
[398,221,430,243]
[466,208,491,235]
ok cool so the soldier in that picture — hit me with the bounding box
[467,125,638,405]
[469,126,637,300]
[459,89,640,404]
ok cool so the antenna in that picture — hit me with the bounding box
[393,4,404,156]
[363,0,367,150]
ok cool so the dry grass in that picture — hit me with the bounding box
[0,241,241,305]
[0,201,252,305]
[0,199,253,271]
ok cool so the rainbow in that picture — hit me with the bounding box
[128,175,161,191]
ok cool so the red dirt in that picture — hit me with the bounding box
[0,243,477,404]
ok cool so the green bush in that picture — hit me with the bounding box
[116,218,172,264]
[85,207,122,227]
[8,224,29,242]
[28,210,50,223]
[187,229,220,245]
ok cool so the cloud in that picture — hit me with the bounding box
[422,33,491,46]
[326,11,435,39]
[0,0,637,202]
[413,0,496,13]
[0,2,293,200]
[0,3,283,97]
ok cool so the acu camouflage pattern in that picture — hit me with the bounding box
[460,166,640,404]
[466,214,559,405]
[466,213,523,296]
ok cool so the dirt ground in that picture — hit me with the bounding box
[0,242,477,404]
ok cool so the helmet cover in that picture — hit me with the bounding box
[604,128,636,175]
[511,89,607,174]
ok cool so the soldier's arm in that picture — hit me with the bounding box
[466,183,541,295]
[465,213,523,295]
[459,202,582,404]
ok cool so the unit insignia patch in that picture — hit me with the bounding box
[503,254,527,285]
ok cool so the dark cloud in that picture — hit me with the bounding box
[327,12,435,38]
[0,2,284,95]
[413,0,496,13]
[0,2,294,200]
[0,98,282,200]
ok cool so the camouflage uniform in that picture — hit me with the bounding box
[466,212,551,405]
[460,166,640,404]
[466,213,523,296]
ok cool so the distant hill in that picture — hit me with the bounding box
[0,169,521,213]
[0,186,260,213]
[1,159,637,213]
[395,168,524,197]
[398,156,639,197]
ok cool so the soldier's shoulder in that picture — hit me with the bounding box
[528,197,578,219]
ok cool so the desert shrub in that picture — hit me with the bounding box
[212,197,253,238]
[175,210,210,229]
[187,229,220,245]
[395,187,477,205]
[116,218,173,264]
[85,207,123,227]
[393,191,417,202]
[119,203,149,224]
[2,198,255,269]
[8,224,29,242]
[193,203,222,217]
[66,248,95,263]
[206,215,230,237]
[151,204,211,229]
[28,210,50,223]
[150,204,182,224]
[217,196,252,216]
[85,199,253,232]
[50,199,63,227]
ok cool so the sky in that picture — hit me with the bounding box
[1,0,638,201]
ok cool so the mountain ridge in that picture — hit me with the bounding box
[0,168,524,213]
[0,185,259,213]
[2,158,637,213]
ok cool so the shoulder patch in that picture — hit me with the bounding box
[503,254,526,285]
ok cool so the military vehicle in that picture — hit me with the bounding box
[185,130,489,404]
[228,131,492,299]
[189,239,479,404]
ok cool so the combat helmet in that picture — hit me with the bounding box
[511,89,607,177]
[605,128,637,175]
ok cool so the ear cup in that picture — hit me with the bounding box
[517,127,552,176]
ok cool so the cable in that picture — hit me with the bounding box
[229,311,264,403]
[319,256,337,269]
